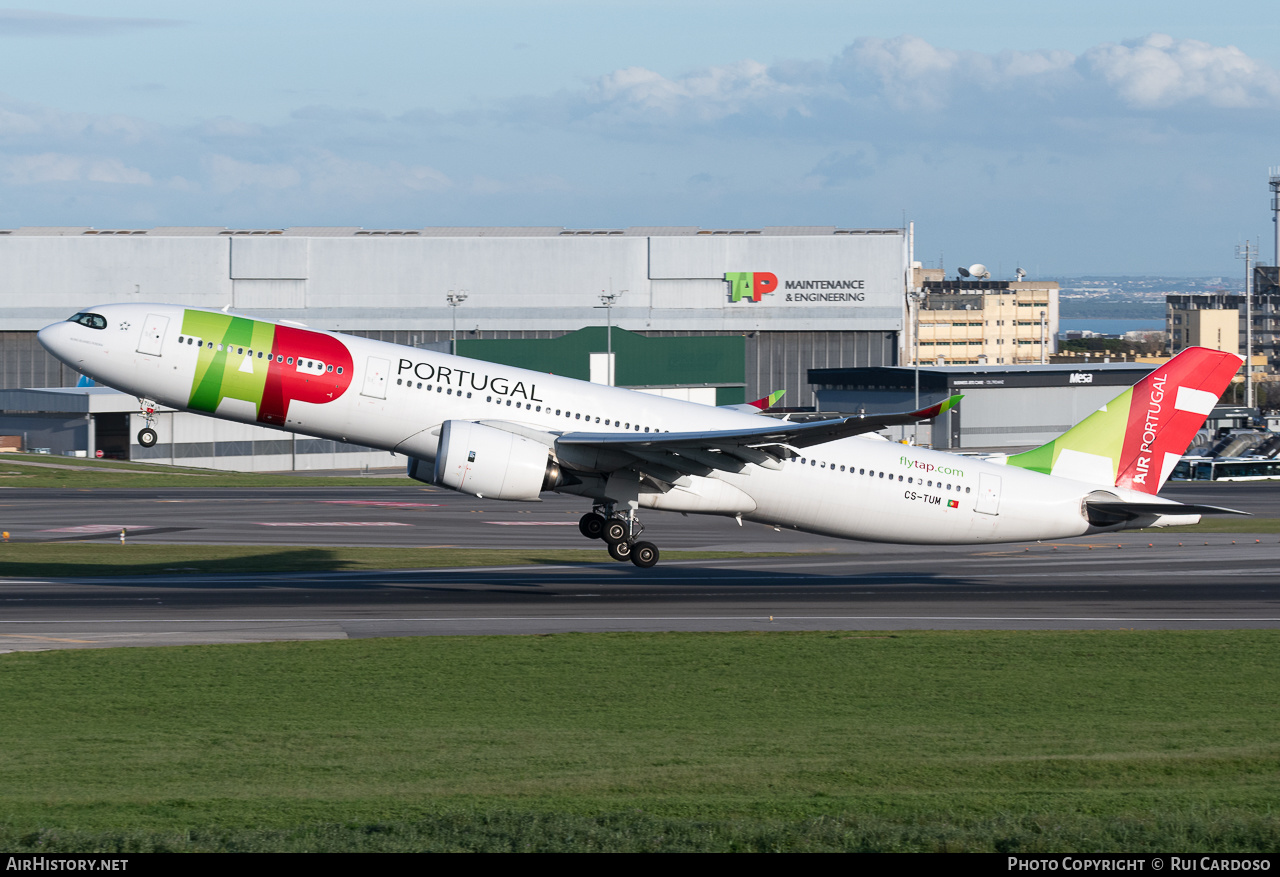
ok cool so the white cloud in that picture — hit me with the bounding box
[1,153,151,185]
[541,32,1280,133]
[0,10,181,37]
[1080,34,1280,108]
[204,155,302,193]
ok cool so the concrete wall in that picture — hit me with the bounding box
[0,227,906,334]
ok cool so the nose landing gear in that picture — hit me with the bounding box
[135,398,159,448]
[578,506,661,568]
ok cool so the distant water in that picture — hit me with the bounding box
[1059,318,1163,336]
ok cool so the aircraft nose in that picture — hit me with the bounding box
[37,321,76,363]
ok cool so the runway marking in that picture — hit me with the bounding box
[39,524,143,533]
[1,633,98,643]
[3,616,1279,624]
[320,501,442,508]
[485,521,580,526]
[254,521,412,527]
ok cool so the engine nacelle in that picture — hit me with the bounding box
[428,420,560,501]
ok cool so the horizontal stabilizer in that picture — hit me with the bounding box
[1086,500,1251,519]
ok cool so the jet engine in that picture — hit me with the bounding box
[424,420,561,501]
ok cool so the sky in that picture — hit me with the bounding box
[1,1,1278,276]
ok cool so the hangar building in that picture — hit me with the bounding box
[809,362,1154,450]
[0,225,908,409]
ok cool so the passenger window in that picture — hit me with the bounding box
[218,344,224,351]
[286,356,293,364]
[326,364,332,371]
[336,367,343,374]
[238,348,244,355]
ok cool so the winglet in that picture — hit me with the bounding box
[748,389,786,410]
[911,394,962,420]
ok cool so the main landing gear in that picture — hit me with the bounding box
[578,507,660,568]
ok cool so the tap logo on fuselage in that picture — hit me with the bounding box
[180,310,354,425]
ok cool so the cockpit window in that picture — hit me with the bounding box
[67,312,107,330]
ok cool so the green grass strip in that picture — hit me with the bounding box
[0,631,1278,851]
[0,453,416,487]
[1138,517,1280,534]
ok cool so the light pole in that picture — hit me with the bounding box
[597,290,623,386]
[1040,309,1047,364]
[1236,242,1257,411]
[446,290,468,355]
[908,289,921,444]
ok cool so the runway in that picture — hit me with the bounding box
[2,481,1279,649]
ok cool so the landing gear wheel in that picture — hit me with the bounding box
[137,427,158,448]
[630,541,659,568]
[603,520,629,544]
[579,513,606,540]
[607,539,633,562]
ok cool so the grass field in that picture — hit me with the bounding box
[0,543,802,577]
[0,454,416,488]
[1,630,1277,852]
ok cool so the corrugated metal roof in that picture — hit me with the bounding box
[763,226,838,235]
[0,387,166,414]
[281,227,363,236]
[418,227,563,237]
[148,227,228,236]
[0,225,910,238]
[11,227,92,236]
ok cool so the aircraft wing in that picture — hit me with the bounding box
[555,395,962,471]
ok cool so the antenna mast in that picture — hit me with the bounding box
[1270,167,1280,267]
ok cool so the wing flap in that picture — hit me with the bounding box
[555,395,962,454]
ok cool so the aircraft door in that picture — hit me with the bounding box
[361,356,390,399]
[136,314,169,357]
[974,473,1001,516]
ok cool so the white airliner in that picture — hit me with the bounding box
[38,304,1246,567]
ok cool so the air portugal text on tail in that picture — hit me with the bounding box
[36,306,1250,568]
[1005,347,1243,495]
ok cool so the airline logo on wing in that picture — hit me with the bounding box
[180,310,354,425]
[725,272,778,303]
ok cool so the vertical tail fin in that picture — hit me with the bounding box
[1006,347,1242,494]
